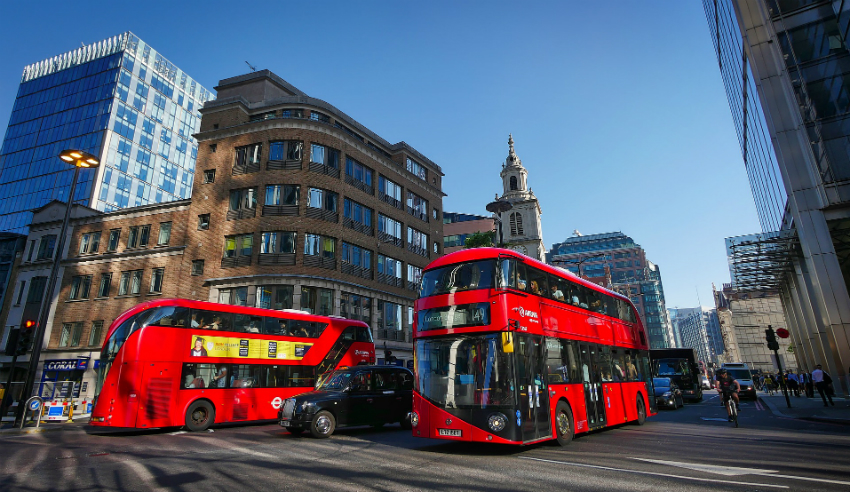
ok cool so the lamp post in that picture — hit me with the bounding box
[15,150,99,425]
[562,253,604,278]
[485,199,513,247]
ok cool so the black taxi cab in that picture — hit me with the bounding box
[279,365,413,438]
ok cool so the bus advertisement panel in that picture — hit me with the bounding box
[411,248,655,445]
[90,299,374,431]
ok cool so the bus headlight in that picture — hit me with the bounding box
[488,413,507,432]
[409,412,419,428]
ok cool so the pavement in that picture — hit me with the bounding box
[757,390,850,425]
[0,416,90,435]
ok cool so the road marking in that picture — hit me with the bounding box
[167,430,187,435]
[632,458,850,486]
[123,460,168,492]
[519,457,787,489]
[699,417,730,422]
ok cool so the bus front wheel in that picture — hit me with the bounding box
[635,398,646,426]
[554,401,574,446]
[185,400,215,432]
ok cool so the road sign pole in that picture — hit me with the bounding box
[766,325,791,409]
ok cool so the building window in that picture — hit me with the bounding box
[509,212,524,236]
[310,144,340,168]
[255,285,294,310]
[304,234,336,259]
[406,157,427,181]
[234,143,262,173]
[345,157,373,192]
[128,225,151,248]
[15,280,25,305]
[36,235,57,260]
[260,231,296,254]
[27,277,47,304]
[88,321,104,347]
[342,242,372,268]
[59,322,83,348]
[118,270,143,296]
[229,188,258,212]
[106,229,120,252]
[433,208,439,220]
[281,108,304,118]
[150,268,164,293]
[270,140,303,161]
[343,198,373,231]
[406,191,428,221]
[79,231,101,254]
[378,176,402,207]
[97,273,112,298]
[69,275,92,300]
[224,234,254,259]
[378,214,403,246]
[310,111,330,123]
[265,184,299,205]
[378,254,403,281]
[157,222,172,246]
[434,241,440,254]
[407,227,428,256]
[219,287,248,306]
[203,169,216,183]
[307,188,338,213]
[300,286,333,315]
[510,176,518,190]
[198,214,210,230]
[191,260,205,276]
[340,292,371,322]
[376,300,403,336]
[209,144,217,153]
[407,264,423,286]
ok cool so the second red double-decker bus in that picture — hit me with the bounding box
[411,248,656,445]
[90,299,374,431]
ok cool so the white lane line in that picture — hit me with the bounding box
[519,457,787,489]
[633,458,850,487]
[122,460,168,492]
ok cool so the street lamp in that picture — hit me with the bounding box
[485,199,512,247]
[561,253,604,278]
[15,149,99,424]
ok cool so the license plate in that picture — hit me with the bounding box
[280,421,291,427]
[438,428,462,437]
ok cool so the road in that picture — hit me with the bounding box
[1,394,848,491]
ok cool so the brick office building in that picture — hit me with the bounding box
[36,70,444,401]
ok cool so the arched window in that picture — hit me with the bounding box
[509,212,524,236]
[510,176,518,191]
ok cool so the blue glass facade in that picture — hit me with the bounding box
[0,32,212,233]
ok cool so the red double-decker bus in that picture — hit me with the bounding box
[411,248,656,445]
[90,299,374,431]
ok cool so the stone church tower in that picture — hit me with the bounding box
[495,134,544,261]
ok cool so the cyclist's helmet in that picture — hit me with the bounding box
[716,368,728,376]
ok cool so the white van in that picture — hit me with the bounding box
[720,363,758,400]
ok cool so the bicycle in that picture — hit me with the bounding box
[722,390,739,427]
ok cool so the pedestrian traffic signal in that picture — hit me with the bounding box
[765,326,780,351]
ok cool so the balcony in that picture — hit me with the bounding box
[379,192,402,210]
[309,162,340,179]
[407,244,428,258]
[345,175,374,195]
[258,253,296,266]
[377,272,403,288]
[341,262,373,280]
[406,206,429,223]
[378,231,403,248]
[232,161,260,175]
[304,254,336,270]
[306,207,339,223]
[343,217,373,236]
[267,159,303,171]
[221,255,252,268]
[226,208,256,221]
[262,205,299,217]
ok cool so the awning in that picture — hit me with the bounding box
[725,230,799,292]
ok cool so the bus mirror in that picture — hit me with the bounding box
[501,332,514,353]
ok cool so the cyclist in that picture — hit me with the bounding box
[715,368,741,421]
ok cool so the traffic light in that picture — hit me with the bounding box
[4,329,19,356]
[16,320,35,356]
[765,326,780,351]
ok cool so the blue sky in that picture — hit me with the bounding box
[0,1,761,309]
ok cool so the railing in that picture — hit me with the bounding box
[377,272,403,288]
[341,262,373,280]
[406,280,420,292]
[378,231,403,248]
[262,205,299,217]
[345,175,374,195]
[406,206,429,223]
[303,255,336,270]
[379,192,403,209]
[343,217,374,236]
[306,207,339,223]
[232,161,261,175]
[226,208,257,220]
[407,244,428,258]
[221,255,252,268]
[309,162,340,179]
[267,160,302,171]
[258,253,296,266]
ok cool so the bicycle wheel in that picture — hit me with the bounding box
[732,403,739,428]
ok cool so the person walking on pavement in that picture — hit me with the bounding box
[787,371,800,397]
[812,364,834,407]
[763,374,774,395]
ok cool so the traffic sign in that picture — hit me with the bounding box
[776,328,790,338]
[28,399,41,411]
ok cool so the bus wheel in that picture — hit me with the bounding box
[185,400,215,432]
[310,411,336,438]
[635,399,646,426]
[554,401,574,446]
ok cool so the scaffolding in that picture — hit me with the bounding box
[725,230,799,292]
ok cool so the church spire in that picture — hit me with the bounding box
[505,133,523,169]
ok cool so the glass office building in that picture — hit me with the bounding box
[0,32,212,233]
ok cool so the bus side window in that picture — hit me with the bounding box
[623,351,638,381]
[500,258,517,289]
[515,262,529,292]
[596,346,613,382]
[264,317,289,336]
[341,326,357,341]
[611,349,625,382]
[233,314,262,333]
[527,267,548,297]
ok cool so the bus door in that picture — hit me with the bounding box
[515,334,550,442]
[579,344,606,430]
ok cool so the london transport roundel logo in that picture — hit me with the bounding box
[271,397,283,410]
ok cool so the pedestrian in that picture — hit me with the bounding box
[803,371,814,398]
[787,371,800,397]
[812,364,835,407]
[763,374,774,395]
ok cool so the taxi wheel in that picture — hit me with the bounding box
[185,400,215,432]
[310,410,336,438]
[554,401,574,447]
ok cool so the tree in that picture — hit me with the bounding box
[464,231,495,249]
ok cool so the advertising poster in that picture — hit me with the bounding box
[190,335,312,360]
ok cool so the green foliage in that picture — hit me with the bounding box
[463,231,495,249]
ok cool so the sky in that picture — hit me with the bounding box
[0,1,762,309]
